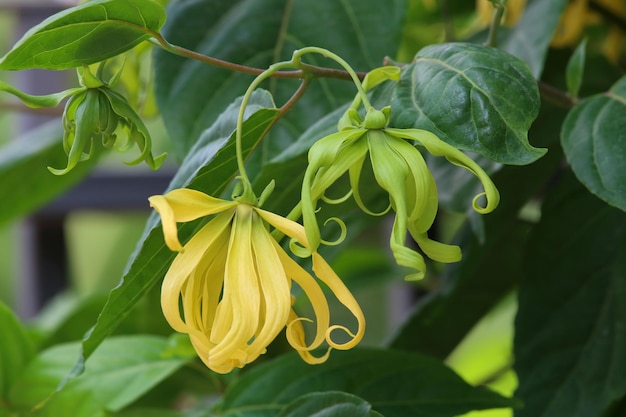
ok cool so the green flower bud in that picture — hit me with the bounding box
[48,85,166,175]
[300,70,500,280]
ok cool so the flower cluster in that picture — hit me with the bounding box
[150,62,499,374]
[49,65,165,174]
[149,188,364,374]
[300,69,499,280]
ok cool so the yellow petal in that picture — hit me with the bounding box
[208,204,260,371]
[149,195,184,252]
[160,209,234,334]
[312,252,365,350]
[149,189,236,252]
[387,128,500,214]
[274,240,331,355]
[245,219,292,363]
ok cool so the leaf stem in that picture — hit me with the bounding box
[149,33,366,82]
[485,2,505,48]
[538,81,577,108]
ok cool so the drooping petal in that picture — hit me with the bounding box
[149,189,236,251]
[274,240,332,361]
[209,204,261,372]
[311,252,365,350]
[367,130,427,280]
[386,128,500,214]
[387,136,463,264]
[301,128,367,253]
[160,209,234,333]
[246,219,292,363]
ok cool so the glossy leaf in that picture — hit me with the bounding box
[155,0,406,158]
[9,335,193,417]
[499,0,569,78]
[0,121,100,227]
[391,42,544,165]
[279,392,377,417]
[65,91,278,384]
[0,0,165,70]
[0,302,35,400]
[566,39,587,98]
[217,348,518,417]
[514,173,626,417]
[561,76,626,212]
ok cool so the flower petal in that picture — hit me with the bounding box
[312,252,365,350]
[302,129,367,253]
[386,128,500,214]
[160,209,234,333]
[149,189,236,251]
[245,219,292,363]
[274,240,331,358]
[209,204,261,372]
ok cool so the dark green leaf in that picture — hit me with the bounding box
[389,144,563,357]
[217,348,518,417]
[0,0,165,70]
[0,121,99,227]
[65,91,278,385]
[566,39,587,98]
[9,335,193,417]
[0,301,35,400]
[499,0,569,78]
[155,0,406,158]
[514,172,626,417]
[391,42,544,165]
[561,76,626,212]
[279,392,377,417]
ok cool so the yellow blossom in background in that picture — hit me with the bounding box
[476,0,624,62]
[476,0,527,27]
[149,188,365,374]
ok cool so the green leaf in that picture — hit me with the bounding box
[514,172,626,417]
[65,91,278,385]
[217,348,518,417]
[561,76,626,212]
[566,39,587,98]
[279,392,377,417]
[391,42,544,165]
[0,301,35,400]
[498,0,569,78]
[0,121,99,227]
[389,143,563,357]
[9,335,193,417]
[0,0,165,70]
[155,0,407,158]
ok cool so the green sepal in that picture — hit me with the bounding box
[0,80,82,108]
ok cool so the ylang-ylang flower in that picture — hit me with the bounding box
[301,67,500,280]
[149,186,364,374]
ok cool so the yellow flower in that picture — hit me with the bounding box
[301,106,499,281]
[476,0,527,27]
[149,188,364,374]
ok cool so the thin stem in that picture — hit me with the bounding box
[474,361,513,386]
[149,34,366,81]
[234,61,298,201]
[0,102,64,115]
[485,3,505,47]
[277,77,311,119]
[538,81,577,108]
[292,47,372,109]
